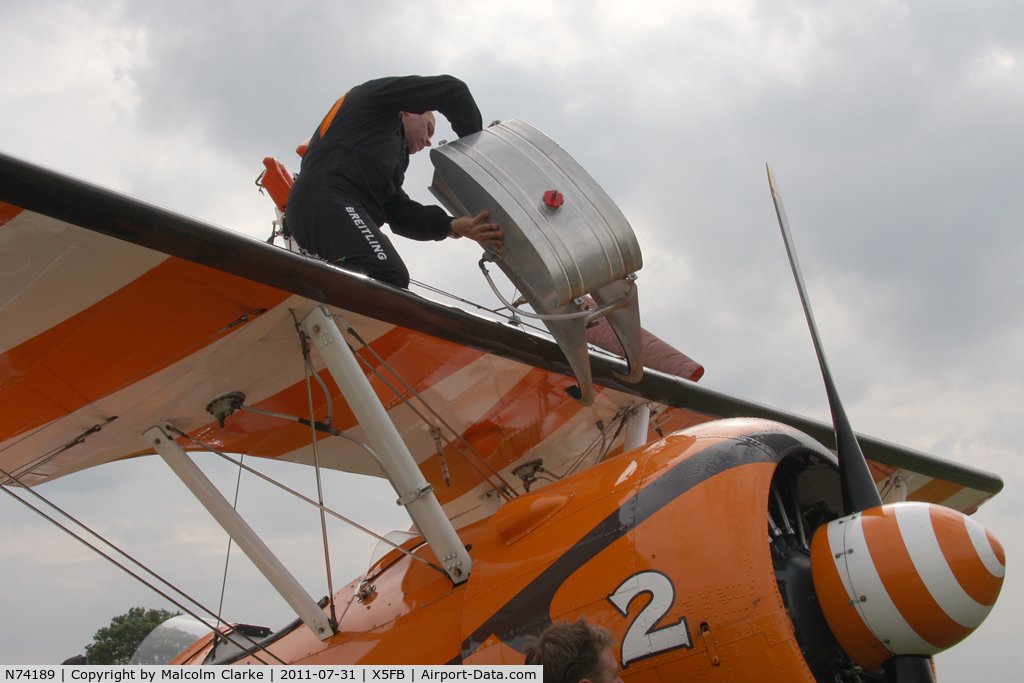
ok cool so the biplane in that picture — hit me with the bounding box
[0,119,1005,682]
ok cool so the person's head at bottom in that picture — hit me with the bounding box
[523,617,624,683]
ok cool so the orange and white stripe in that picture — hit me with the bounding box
[0,207,1004,520]
[812,502,1005,671]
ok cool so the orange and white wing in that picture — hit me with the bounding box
[0,151,1003,523]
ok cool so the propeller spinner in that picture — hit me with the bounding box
[766,165,1005,681]
[812,501,1005,671]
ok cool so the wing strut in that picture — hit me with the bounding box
[298,306,473,584]
[142,424,336,641]
[622,403,651,453]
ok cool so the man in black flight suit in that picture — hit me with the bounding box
[286,75,503,288]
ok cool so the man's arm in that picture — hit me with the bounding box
[384,188,454,241]
[364,75,483,137]
[385,190,503,246]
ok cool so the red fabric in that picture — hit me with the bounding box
[583,298,704,382]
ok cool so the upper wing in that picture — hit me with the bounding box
[0,151,1002,523]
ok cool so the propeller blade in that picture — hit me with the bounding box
[766,164,883,514]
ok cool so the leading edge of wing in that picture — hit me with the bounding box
[0,150,1003,497]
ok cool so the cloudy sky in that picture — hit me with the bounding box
[1,0,1021,676]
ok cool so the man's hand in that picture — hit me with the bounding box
[450,211,504,246]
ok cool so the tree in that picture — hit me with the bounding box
[84,607,180,665]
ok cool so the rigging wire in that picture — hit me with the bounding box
[408,278,507,316]
[594,406,633,464]
[478,258,633,322]
[216,452,245,627]
[298,326,338,629]
[407,279,545,334]
[237,405,381,464]
[2,268,666,657]
[166,428,448,577]
[0,467,285,665]
[306,354,334,427]
[562,405,636,479]
[562,428,608,479]
[338,319,518,501]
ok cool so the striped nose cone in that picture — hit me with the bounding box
[810,502,1005,672]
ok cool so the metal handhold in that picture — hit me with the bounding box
[356,580,376,603]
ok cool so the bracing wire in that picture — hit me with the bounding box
[216,453,245,626]
[0,467,285,665]
[477,258,633,322]
[407,279,546,334]
[236,405,383,468]
[166,428,448,577]
[306,354,334,427]
[594,407,633,464]
[300,328,338,628]
[562,406,635,478]
[338,319,519,500]
[563,428,608,479]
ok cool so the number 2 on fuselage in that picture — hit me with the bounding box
[607,570,694,668]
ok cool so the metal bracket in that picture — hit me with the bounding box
[397,484,434,506]
[205,391,246,428]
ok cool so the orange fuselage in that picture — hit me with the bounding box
[177,419,819,681]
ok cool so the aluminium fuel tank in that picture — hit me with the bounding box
[429,119,642,311]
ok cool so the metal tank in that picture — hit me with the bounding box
[429,119,644,406]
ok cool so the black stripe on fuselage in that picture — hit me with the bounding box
[460,429,815,659]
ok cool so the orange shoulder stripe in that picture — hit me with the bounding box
[318,91,349,139]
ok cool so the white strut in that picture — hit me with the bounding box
[142,423,335,641]
[623,403,651,453]
[299,306,472,583]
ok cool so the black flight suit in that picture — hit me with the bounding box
[286,75,483,288]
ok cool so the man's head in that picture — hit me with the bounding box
[523,618,624,683]
[401,111,436,154]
